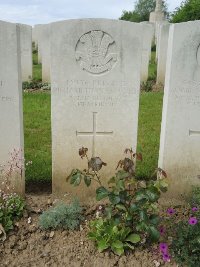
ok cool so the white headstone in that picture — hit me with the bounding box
[35,24,44,64]
[51,19,142,201]
[35,24,51,82]
[18,24,32,82]
[41,24,50,83]
[32,26,38,48]
[0,21,24,195]
[140,22,154,83]
[156,23,170,85]
[159,21,200,197]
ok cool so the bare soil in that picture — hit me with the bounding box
[0,184,178,267]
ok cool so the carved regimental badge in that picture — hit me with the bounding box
[75,30,118,74]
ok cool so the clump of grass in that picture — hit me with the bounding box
[190,186,200,207]
[38,199,83,230]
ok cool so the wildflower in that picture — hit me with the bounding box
[167,208,175,215]
[162,253,171,262]
[159,243,168,253]
[192,207,198,212]
[188,217,198,225]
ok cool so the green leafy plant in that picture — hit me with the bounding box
[88,218,140,255]
[23,81,51,91]
[67,148,168,255]
[38,199,83,230]
[0,191,25,232]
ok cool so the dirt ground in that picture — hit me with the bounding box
[0,184,178,267]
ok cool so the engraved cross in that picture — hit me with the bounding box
[76,112,113,157]
[189,130,200,136]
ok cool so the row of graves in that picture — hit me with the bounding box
[0,19,200,202]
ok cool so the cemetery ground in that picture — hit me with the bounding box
[1,50,200,267]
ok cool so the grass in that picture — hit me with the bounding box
[24,92,51,182]
[23,91,163,182]
[136,92,163,179]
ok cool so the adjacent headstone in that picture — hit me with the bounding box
[41,24,51,83]
[149,0,165,23]
[35,24,51,82]
[0,20,24,195]
[140,22,154,83]
[156,23,170,85]
[32,26,38,48]
[18,24,32,81]
[51,19,142,202]
[35,24,44,64]
[159,21,200,198]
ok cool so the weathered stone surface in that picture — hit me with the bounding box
[159,21,200,197]
[156,23,170,85]
[0,21,24,195]
[140,22,154,83]
[51,19,142,201]
[18,24,32,81]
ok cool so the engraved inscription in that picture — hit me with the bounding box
[76,112,113,156]
[75,31,118,75]
[0,96,12,102]
[189,130,200,136]
[54,79,137,108]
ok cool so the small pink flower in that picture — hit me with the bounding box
[159,243,168,253]
[189,217,198,225]
[167,208,176,215]
[192,207,198,212]
[163,253,171,262]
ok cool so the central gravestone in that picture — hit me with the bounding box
[51,19,142,201]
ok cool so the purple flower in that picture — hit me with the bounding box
[159,243,168,253]
[189,217,198,225]
[159,226,165,235]
[167,208,176,215]
[192,207,198,212]
[163,253,171,262]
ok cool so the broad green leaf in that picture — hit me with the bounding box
[135,191,148,201]
[97,239,109,252]
[70,172,82,186]
[149,215,160,225]
[111,246,124,256]
[96,187,109,201]
[116,204,127,211]
[84,175,91,187]
[111,240,123,249]
[148,226,160,242]
[109,193,120,205]
[139,210,148,222]
[126,234,141,244]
